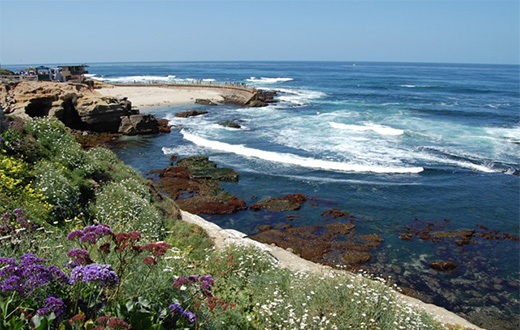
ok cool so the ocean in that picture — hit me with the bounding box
[15,61,520,328]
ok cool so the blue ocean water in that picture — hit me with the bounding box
[11,61,517,327]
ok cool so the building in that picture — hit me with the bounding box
[57,65,89,81]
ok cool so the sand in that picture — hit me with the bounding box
[96,86,224,108]
[95,84,255,108]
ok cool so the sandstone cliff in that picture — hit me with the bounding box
[0,81,159,134]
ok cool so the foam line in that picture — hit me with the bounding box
[181,131,423,174]
[330,122,404,136]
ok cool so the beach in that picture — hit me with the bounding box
[96,84,256,108]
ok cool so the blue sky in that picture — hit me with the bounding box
[0,0,518,65]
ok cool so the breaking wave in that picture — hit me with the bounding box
[330,122,404,136]
[180,130,423,174]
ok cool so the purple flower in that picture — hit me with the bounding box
[70,264,118,287]
[188,275,199,282]
[37,295,65,318]
[13,208,22,215]
[183,310,196,324]
[199,275,214,286]
[67,249,91,267]
[172,276,188,289]
[0,257,16,265]
[168,302,184,315]
[67,229,84,241]
[0,255,69,296]
[80,232,97,244]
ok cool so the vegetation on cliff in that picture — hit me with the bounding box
[0,117,448,329]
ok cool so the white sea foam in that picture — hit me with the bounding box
[246,77,294,83]
[181,130,423,174]
[330,122,404,136]
[94,75,177,83]
[276,88,326,106]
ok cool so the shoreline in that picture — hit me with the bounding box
[101,83,487,329]
[96,84,257,108]
[180,210,484,330]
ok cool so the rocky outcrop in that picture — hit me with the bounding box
[429,260,457,271]
[195,99,217,106]
[175,110,208,118]
[0,81,161,135]
[218,120,241,129]
[250,194,307,212]
[151,156,245,215]
[118,114,159,135]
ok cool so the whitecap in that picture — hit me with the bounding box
[94,75,177,83]
[330,122,404,136]
[275,88,326,106]
[181,130,423,174]
[246,77,294,83]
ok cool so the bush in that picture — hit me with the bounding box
[91,181,165,239]
[33,160,82,222]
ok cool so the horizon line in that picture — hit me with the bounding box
[2,59,519,67]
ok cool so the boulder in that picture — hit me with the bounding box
[158,119,171,133]
[195,99,218,106]
[218,120,241,129]
[429,260,457,271]
[118,114,159,135]
[175,110,209,118]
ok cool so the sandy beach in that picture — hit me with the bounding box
[96,84,255,108]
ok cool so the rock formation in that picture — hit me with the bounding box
[0,81,161,135]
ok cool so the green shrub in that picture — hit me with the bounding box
[91,181,165,238]
[33,160,82,221]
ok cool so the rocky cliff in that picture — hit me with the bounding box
[0,81,159,134]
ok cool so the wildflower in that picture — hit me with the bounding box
[183,310,196,324]
[67,229,84,241]
[169,302,184,315]
[67,249,92,267]
[188,275,199,282]
[106,317,131,330]
[143,242,170,257]
[68,314,86,326]
[172,276,189,289]
[143,256,157,266]
[37,295,65,317]
[70,264,118,287]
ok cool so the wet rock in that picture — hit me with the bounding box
[429,260,457,271]
[175,110,209,117]
[400,234,413,241]
[218,120,241,129]
[488,295,501,304]
[257,225,274,232]
[321,208,353,220]
[190,167,239,182]
[358,234,384,248]
[158,118,171,133]
[342,250,372,265]
[249,193,307,211]
[118,114,159,135]
[176,193,247,215]
[195,99,217,106]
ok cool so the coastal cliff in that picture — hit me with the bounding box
[0,81,159,134]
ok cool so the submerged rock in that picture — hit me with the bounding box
[151,156,245,215]
[429,260,457,271]
[250,193,307,211]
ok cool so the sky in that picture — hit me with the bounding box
[0,0,518,65]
